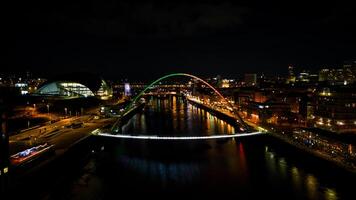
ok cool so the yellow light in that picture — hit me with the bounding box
[3,167,8,174]
[325,188,338,200]
[316,121,324,125]
[320,92,331,96]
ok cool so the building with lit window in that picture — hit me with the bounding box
[34,81,95,98]
[318,62,356,85]
[96,80,113,100]
[313,86,356,134]
[287,65,296,83]
[244,74,257,86]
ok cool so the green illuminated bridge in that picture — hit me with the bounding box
[97,73,263,140]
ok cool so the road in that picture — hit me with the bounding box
[10,116,81,142]
[9,116,116,155]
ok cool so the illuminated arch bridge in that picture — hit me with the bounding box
[97,73,263,140]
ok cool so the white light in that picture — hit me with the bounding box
[336,121,344,125]
[21,90,28,95]
[97,132,263,140]
[91,129,100,134]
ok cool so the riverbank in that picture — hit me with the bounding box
[185,97,356,173]
[111,103,145,131]
[268,130,356,173]
[186,97,253,132]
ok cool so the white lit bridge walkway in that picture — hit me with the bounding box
[93,130,263,140]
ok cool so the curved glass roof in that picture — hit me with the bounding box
[36,81,94,97]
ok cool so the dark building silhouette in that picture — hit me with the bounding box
[0,101,9,193]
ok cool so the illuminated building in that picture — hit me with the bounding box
[235,88,268,106]
[96,79,113,100]
[343,61,356,84]
[124,83,131,96]
[318,62,356,85]
[35,81,94,98]
[313,87,356,133]
[14,83,28,95]
[298,72,309,82]
[296,72,318,83]
[236,86,309,126]
[319,69,330,82]
[287,65,296,83]
[221,79,230,88]
[243,101,291,125]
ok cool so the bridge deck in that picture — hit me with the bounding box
[96,132,263,140]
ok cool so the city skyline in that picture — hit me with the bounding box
[1,60,355,82]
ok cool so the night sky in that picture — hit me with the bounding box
[3,0,356,80]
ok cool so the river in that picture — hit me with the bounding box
[12,96,354,199]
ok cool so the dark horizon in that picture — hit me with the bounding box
[3,1,356,80]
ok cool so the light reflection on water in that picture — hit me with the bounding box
[118,155,201,186]
[264,147,339,200]
[325,188,338,200]
[291,166,302,192]
[121,96,235,136]
[66,97,353,199]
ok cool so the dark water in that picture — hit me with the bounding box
[35,97,354,199]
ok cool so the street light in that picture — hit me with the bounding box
[46,104,50,120]
[32,104,36,116]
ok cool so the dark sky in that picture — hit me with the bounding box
[3,0,356,80]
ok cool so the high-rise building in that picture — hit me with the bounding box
[343,61,356,84]
[287,65,296,83]
[215,75,222,88]
[244,74,257,86]
[319,69,330,82]
[298,71,310,82]
[318,62,356,85]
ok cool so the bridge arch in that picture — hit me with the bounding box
[123,73,248,129]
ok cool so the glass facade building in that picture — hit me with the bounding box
[35,82,94,98]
